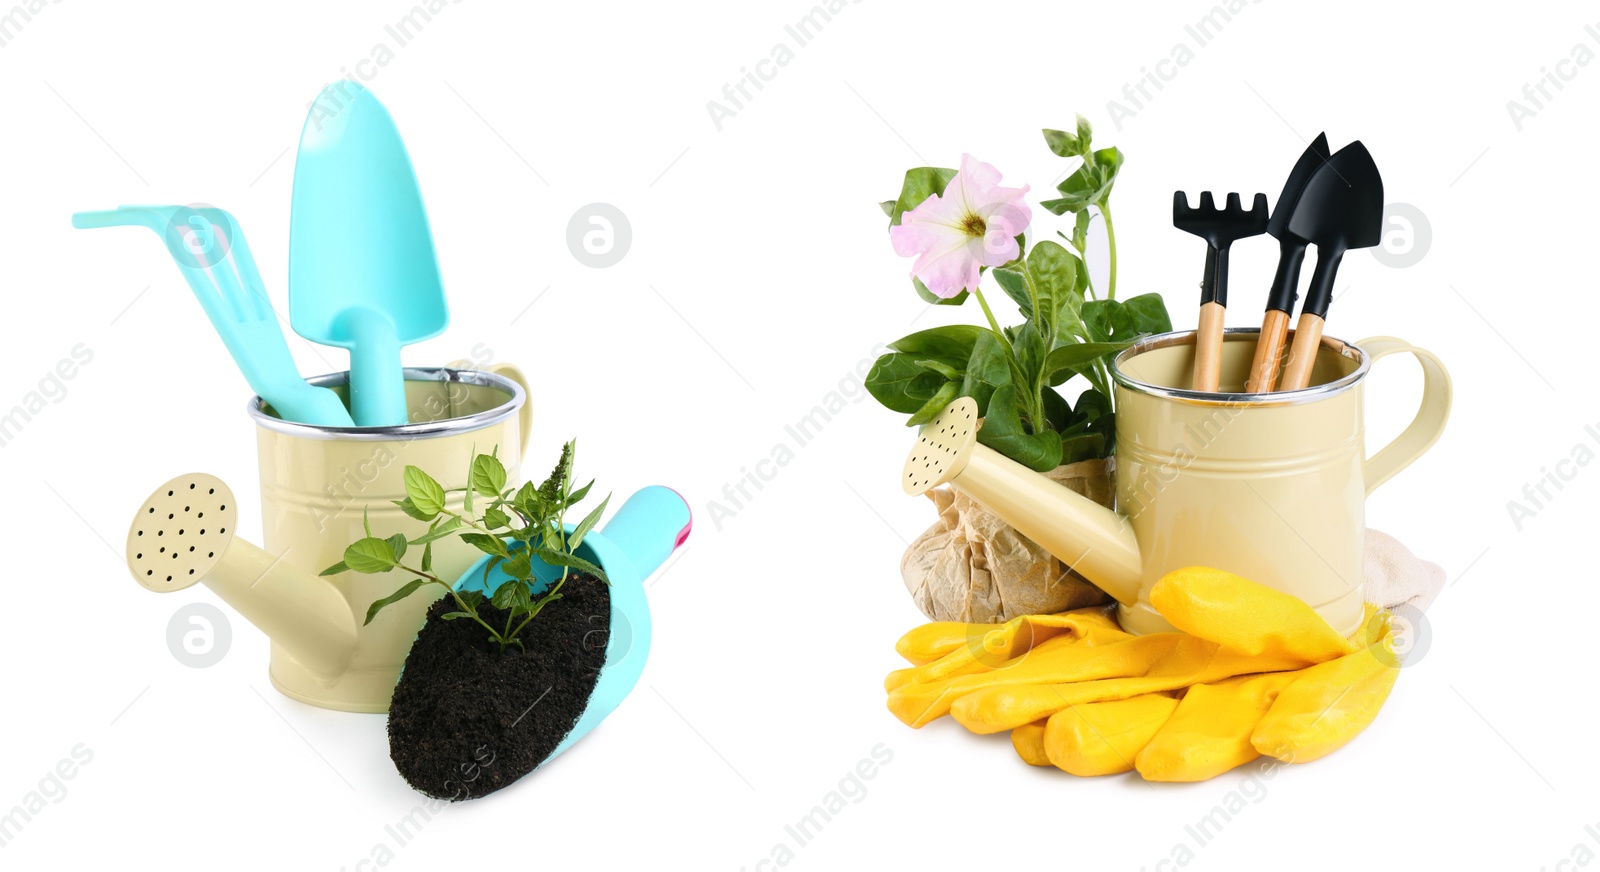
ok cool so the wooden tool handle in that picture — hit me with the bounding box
[1278,312,1325,391]
[1246,309,1291,392]
[1191,301,1226,392]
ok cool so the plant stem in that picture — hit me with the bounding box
[395,564,506,645]
[508,567,569,640]
[973,288,1005,338]
[1100,200,1118,301]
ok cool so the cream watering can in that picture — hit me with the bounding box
[903,329,1450,636]
[125,366,533,712]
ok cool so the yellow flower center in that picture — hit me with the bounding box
[961,212,987,238]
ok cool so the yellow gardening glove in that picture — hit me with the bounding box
[1133,672,1300,781]
[1011,607,1398,781]
[887,567,1356,731]
[1250,619,1399,763]
[885,607,1125,690]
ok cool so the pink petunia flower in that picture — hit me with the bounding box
[889,154,1032,298]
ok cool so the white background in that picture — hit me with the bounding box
[0,1,1593,869]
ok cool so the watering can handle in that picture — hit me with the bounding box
[484,363,533,456]
[451,359,532,455]
[1358,336,1452,496]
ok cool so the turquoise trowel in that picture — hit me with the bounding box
[289,82,447,427]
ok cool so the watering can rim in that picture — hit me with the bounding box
[1111,327,1373,408]
[247,366,525,440]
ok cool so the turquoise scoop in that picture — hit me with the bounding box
[451,486,691,764]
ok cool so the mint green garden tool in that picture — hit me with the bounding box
[72,204,356,427]
[289,82,448,427]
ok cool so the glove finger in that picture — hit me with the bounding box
[1150,566,1359,663]
[922,632,1313,732]
[887,607,1123,691]
[1252,622,1399,764]
[1135,672,1299,782]
[1011,721,1051,767]
[888,632,1190,728]
[952,675,1188,734]
[1043,694,1180,777]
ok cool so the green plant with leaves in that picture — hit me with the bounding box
[322,440,610,652]
[867,115,1171,471]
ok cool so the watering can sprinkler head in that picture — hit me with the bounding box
[125,473,360,680]
[902,398,1144,607]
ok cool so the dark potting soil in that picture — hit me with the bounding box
[387,574,610,801]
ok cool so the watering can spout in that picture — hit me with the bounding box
[125,473,361,680]
[902,398,1144,606]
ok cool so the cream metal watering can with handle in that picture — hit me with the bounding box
[903,329,1451,637]
[125,365,533,713]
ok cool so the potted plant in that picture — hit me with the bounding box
[866,116,1171,623]
[323,440,689,800]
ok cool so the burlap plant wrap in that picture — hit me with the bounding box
[902,458,1116,623]
[902,460,1448,623]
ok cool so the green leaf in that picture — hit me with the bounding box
[460,532,509,558]
[865,353,960,415]
[500,550,533,581]
[569,479,595,505]
[420,541,433,573]
[1028,241,1082,336]
[1041,386,1073,433]
[344,537,398,573]
[878,199,896,218]
[491,579,533,612]
[456,589,485,611]
[1042,147,1124,215]
[976,385,1062,472]
[363,579,425,625]
[1009,321,1048,401]
[531,547,608,580]
[1044,341,1135,385]
[319,560,349,577]
[484,508,511,530]
[440,611,477,621]
[1042,127,1082,158]
[886,166,958,228]
[409,516,462,545]
[363,506,373,538]
[888,325,985,360]
[914,358,961,380]
[906,381,960,427]
[959,331,1011,412]
[481,555,505,589]
[991,266,1032,319]
[514,480,543,518]
[1061,432,1107,464]
[1081,299,1130,345]
[1056,388,1116,459]
[392,497,433,522]
[470,454,507,498]
[403,466,446,517]
[1122,292,1173,334]
[385,533,408,563]
[1043,115,1094,158]
[1082,294,1170,345]
[569,493,611,551]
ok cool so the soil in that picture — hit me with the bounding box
[387,574,610,801]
